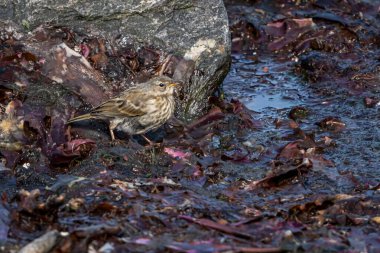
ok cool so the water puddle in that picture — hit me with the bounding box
[223,53,380,182]
[223,54,305,114]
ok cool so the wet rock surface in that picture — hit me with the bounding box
[1,0,380,252]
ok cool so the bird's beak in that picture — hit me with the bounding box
[168,82,178,88]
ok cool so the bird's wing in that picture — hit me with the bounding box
[90,91,147,118]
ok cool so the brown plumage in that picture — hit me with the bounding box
[67,76,179,141]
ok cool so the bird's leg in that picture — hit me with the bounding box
[109,122,117,141]
[108,121,128,145]
[109,128,115,141]
[141,134,159,147]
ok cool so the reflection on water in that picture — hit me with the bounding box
[245,93,297,112]
[223,54,305,113]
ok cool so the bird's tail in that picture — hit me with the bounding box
[66,113,94,124]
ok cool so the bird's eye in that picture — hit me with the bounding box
[159,83,166,87]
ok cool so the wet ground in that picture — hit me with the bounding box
[223,52,380,190]
[1,0,380,252]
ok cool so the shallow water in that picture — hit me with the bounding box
[223,53,380,188]
[224,54,305,113]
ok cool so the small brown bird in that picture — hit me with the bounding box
[67,76,179,142]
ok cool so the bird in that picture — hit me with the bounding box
[67,76,179,143]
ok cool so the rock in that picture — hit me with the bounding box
[18,230,61,253]
[0,0,231,121]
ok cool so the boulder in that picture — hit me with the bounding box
[0,0,231,120]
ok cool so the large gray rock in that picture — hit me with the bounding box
[0,0,231,120]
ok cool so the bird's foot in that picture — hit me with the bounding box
[141,135,162,148]
[108,127,127,146]
[110,139,126,147]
